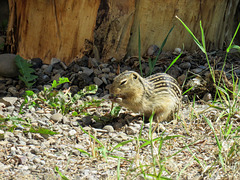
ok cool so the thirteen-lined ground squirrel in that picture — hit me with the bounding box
[109,71,182,122]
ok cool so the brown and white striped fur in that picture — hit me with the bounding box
[110,71,181,122]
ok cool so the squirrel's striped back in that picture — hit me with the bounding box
[147,73,182,100]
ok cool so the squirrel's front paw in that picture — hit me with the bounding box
[109,94,123,103]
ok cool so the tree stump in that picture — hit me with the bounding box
[6,0,240,64]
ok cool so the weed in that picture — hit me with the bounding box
[77,112,189,179]
[55,166,69,180]
[15,55,38,89]
[0,115,58,136]
[176,16,240,174]
[20,77,102,115]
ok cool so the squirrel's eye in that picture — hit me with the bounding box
[120,80,127,85]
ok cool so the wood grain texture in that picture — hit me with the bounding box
[6,0,240,64]
[7,0,100,64]
[127,0,240,57]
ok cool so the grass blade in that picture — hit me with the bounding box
[165,52,182,73]
[200,21,206,53]
[75,148,92,157]
[111,139,134,152]
[176,16,205,53]
[117,158,121,180]
[203,116,222,150]
[227,22,240,53]
[79,125,104,148]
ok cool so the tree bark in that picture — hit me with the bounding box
[6,0,240,64]
[7,0,100,64]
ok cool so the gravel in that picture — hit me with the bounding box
[0,48,239,179]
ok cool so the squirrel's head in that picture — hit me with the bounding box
[109,71,143,100]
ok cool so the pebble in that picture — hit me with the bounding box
[102,68,110,73]
[103,125,114,133]
[0,54,19,77]
[203,92,212,102]
[81,116,92,126]
[81,67,93,76]
[68,129,77,136]
[179,62,191,69]
[94,77,103,86]
[50,113,63,122]
[43,64,53,74]
[51,73,61,81]
[51,58,61,65]
[8,86,19,96]
[125,126,138,135]
[0,97,17,106]
[101,77,108,84]
[174,47,182,54]
[31,58,43,69]
[147,45,159,56]
[192,68,203,74]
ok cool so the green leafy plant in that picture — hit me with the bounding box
[55,166,69,180]
[0,115,29,132]
[20,77,102,115]
[176,16,240,174]
[77,112,190,179]
[0,115,58,136]
[15,55,38,89]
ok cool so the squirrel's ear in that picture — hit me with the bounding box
[130,72,139,80]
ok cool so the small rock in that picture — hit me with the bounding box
[41,64,48,70]
[92,122,104,129]
[103,125,114,133]
[43,65,53,74]
[50,113,63,122]
[76,56,89,67]
[0,97,17,106]
[125,126,138,135]
[81,67,93,76]
[8,86,19,96]
[147,45,159,56]
[81,116,92,126]
[177,74,186,86]
[102,68,110,73]
[174,48,182,54]
[51,58,61,65]
[62,116,70,124]
[60,61,68,70]
[192,68,203,74]
[51,73,61,81]
[33,157,41,164]
[31,58,43,69]
[89,58,99,68]
[93,69,102,75]
[113,122,123,130]
[0,54,19,77]
[73,64,81,72]
[69,129,77,136]
[168,66,181,78]
[203,93,212,102]
[99,64,108,68]
[179,62,191,69]
[94,77,103,86]
[101,77,108,84]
